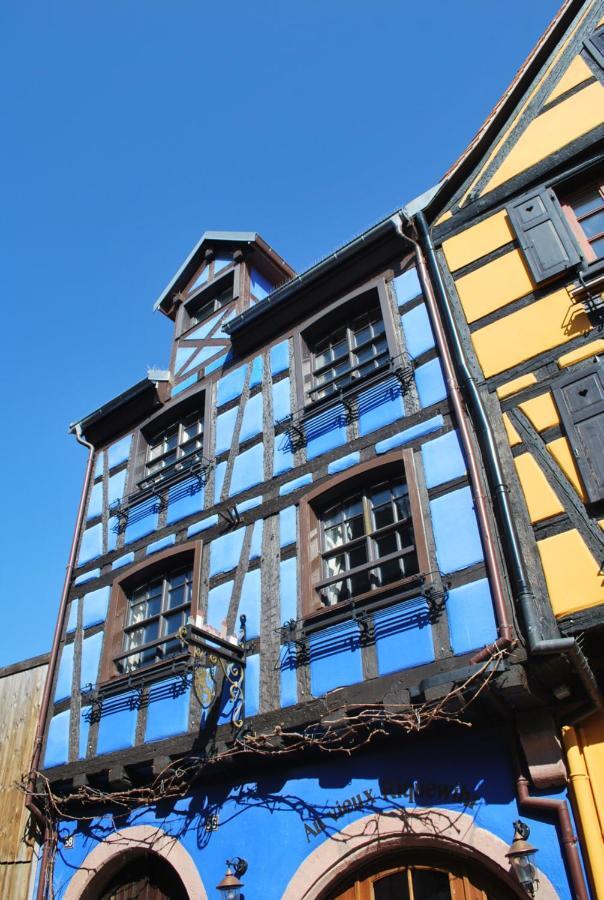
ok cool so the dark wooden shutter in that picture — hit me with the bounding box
[507,187,581,284]
[584,26,604,70]
[552,359,604,503]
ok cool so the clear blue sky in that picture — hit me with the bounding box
[0,0,562,668]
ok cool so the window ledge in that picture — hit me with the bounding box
[279,358,414,451]
[300,571,434,635]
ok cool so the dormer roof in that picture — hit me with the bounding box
[153,230,295,320]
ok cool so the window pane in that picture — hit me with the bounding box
[373,872,410,900]
[345,514,365,542]
[323,580,350,605]
[326,553,348,577]
[374,531,399,558]
[591,236,604,259]
[168,582,190,610]
[163,611,185,636]
[324,522,345,550]
[349,569,371,596]
[348,544,369,569]
[143,620,159,643]
[375,556,405,586]
[581,209,604,238]
[411,869,451,900]
[401,548,419,577]
[572,190,603,218]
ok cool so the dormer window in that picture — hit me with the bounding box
[186,284,234,330]
[146,413,204,477]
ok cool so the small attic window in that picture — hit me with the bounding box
[187,285,233,329]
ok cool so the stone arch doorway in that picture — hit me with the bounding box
[282,810,557,900]
[63,826,207,900]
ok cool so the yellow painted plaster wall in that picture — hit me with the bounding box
[483,82,604,194]
[579,714,604,840]
[455,251,534,323]
[558,340,604,368]
[546,54,594,102]
[442,211,515,272]
[547,436,587,500]
[496,373,537,399]
[518,392,560,432]
[503,413,522,446]
[471,289,591,378]
[537,529,604,616]
[514,453,564,522]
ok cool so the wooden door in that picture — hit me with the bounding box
[331,855,520,900]
[98,853,188,900]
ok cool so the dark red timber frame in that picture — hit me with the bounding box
[99,540,203,684]
[298,450,431,621]
[292,277,400,411]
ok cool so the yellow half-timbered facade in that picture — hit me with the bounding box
[427,0,604,893]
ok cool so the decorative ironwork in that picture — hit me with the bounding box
[277,358,415,453]
[570,265,604,328]
[110,452,213,533]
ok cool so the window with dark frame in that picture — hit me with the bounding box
[318,476,419,607]
[118,567,193,674]
[308,304,389,403]
[146,412,204,477]
[185,284,233,331]
[561,179,604,263]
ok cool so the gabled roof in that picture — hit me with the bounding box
[154,230,295,318]
[424,0,597,221]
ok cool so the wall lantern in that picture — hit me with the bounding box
[506,820,539,896]
[216,857,248,899]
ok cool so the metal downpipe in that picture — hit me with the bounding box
[411,210,601,714]
[28,424,95,900]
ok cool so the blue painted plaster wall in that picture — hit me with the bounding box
[305,406,347,460]
[240,392,263,442]
[280,557,297,623]
[272,377,291,422]
[44,710,70,768]
[447,579,497,655]
[96,692,138,755]
[358,378,404,436]
[270,341,289,376]
[374,598,434,675]
[107,435,131,469]
[209,529,245,577]
[80,631,104,689]
[421,430,466,489]
[78,524,103,566]
[400,303,435,359]
[238,568,261,640]
[50,731,577,899]
[54,643,74,702]
[217,366,246,407]
[215,406,238,455]
[430,487,484,574]
[144,678,191,743]
[230,443,264,496]
[309,621,363,696]
[82,586,110,628]
[207,581,232,632]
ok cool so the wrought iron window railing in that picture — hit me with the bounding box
[277,356,414,452]
[110,450,214,533]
